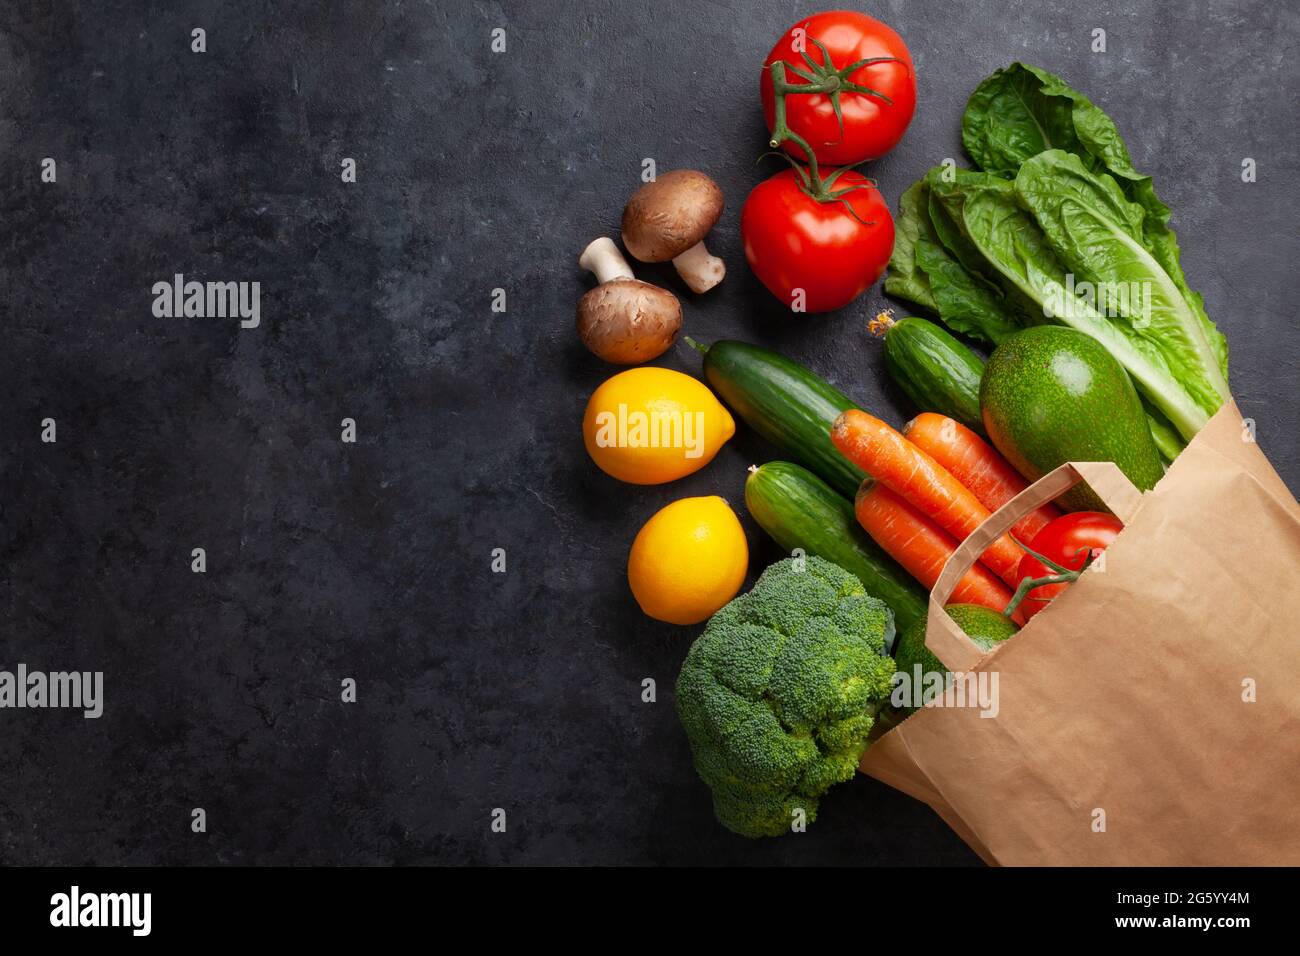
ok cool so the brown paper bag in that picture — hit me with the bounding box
[860,400,1300,865]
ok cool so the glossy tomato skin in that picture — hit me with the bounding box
[1016,512,1124,620]
[741,168,894,314]
[760,11,916,166]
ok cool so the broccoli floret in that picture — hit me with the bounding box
[674,556,897,838]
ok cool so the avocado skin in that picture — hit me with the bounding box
[893,605,1018,714]
[980,326,1164,512]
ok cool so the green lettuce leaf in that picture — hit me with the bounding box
[961,63,1229,384]
[915,239,1021,346]
[926,170,1005,282]
[962,63,1092,177]
[1013,150,1229,436]
[885,172,1023,346]
[884,64,1227,451]
[883,180,939,312]
[936,165,1213,441]
[1140,395,1185,465]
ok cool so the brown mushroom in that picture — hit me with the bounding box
[621,170,726,294]
[575,237,682,365]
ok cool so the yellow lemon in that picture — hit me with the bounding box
[628,496,748,625]
[583,367,735,484]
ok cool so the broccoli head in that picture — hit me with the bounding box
[674,555,897,838]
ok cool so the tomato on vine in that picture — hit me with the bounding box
[1009,512,1125,620]
[741,163,894,314]
[760,11,916,166]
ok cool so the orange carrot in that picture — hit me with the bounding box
[854,482,1022,623]
[831,409,1023,586]
[903,412,1062,543]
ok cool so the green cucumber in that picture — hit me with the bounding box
[689,339,864,498]
[744,461,927,635]
[893,604,1018,714]
[876,315,986,434]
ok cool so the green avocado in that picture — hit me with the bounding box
[892,604,1019,714]
[980,326,1165,512]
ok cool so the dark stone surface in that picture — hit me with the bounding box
[0,0,1295,865]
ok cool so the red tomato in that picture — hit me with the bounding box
[760,11,916,166]
[1015,512,1124,619]
[741,167,894,313]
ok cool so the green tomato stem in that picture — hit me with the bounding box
[766,46,903,181]
[683,336,709,356]
[764,51,898,216]
[1003,546,1097,618]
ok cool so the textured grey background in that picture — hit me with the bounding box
[0,0,1295,865]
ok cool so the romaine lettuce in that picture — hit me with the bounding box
[884,63,1229,450]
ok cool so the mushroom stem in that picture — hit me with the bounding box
[672,241,726,294]
[578,237,634,285]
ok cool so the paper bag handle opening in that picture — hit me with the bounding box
[924,461,1145,671]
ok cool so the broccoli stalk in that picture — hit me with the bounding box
[674,556,897,838]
